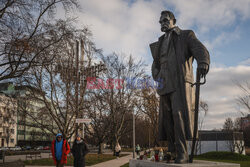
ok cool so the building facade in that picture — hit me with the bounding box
[0,82,55,147]
[0,93,17,147]
[241,114,250,130]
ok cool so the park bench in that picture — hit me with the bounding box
[26,152,42,160]
[0,151,5,164]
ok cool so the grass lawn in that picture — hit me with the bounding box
[195,151,250,167]
[24,153,119,166]
[121,148,134,152]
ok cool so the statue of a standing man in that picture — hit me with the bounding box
[150,11,210,163]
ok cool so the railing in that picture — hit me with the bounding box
[25,152,42,160]
[0,151,5,164]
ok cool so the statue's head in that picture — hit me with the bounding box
[159,10,176,32]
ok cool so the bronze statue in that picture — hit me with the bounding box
[150,11,210,163]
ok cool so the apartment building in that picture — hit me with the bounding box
[0,93,17,147]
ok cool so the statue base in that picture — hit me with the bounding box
[129,159,240,167]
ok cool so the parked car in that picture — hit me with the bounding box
[9,146,22,151]
[35,146,44,150]
[25,146,32,150]
[14,146,22,151]
[0,147,9,151]
[9,147,15,151]
[43,146,50,150]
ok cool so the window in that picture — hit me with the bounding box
[11,129,14,134]
[11,138,14,143]
[18,125,24,130]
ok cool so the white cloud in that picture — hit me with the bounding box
[165,0,250,50]
[239,58,250,66]
[166,0,250,31]
[203,28,241,51]
[53,0,250,64]
[54,0,250,130]
[70,0,250,64]
[75,0,165,63]
[201,65,250,129]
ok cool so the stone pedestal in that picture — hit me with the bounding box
[129,159,240,167]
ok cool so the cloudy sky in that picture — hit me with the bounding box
[60,0,250,129]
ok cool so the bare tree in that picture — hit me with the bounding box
[86,53,145,151]
[84,93,110,154]
[106,54,145,150]
[234,81,250,147]
[193,100,209,154]
[137,86,159,147]
[18,24,98,140]
[223,117,234,131]
[223,118,235,152]
[233,117,245,154]
[236,81,250,115]
[0,0,78,81]
[223,117,245,154]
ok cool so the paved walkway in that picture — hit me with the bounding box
[25,153,133,167]
[90,153,132,167]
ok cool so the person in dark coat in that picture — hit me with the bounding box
[71,135,89,167]
[150,10,210,163]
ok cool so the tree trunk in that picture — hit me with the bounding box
[98,142,103,154]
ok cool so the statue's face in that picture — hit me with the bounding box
[159,14,175,32]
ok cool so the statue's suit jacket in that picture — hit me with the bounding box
[149,27,210,140]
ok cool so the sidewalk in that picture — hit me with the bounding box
[90,153,132,167]
[25,153,133,167]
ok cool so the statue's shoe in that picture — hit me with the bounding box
[170,152,176,160]
[175,154,189,164]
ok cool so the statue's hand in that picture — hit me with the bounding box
[198,63,209,78]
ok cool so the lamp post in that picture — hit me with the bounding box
[149,123,150,149]
[133,111,135,159]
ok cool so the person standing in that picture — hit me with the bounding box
[51,133,70,167]
[115,143,121,158]
[71,135,89,167]
[135,144,140,156]
[150,10,210,163]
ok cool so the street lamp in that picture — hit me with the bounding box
[133,111,135,159]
